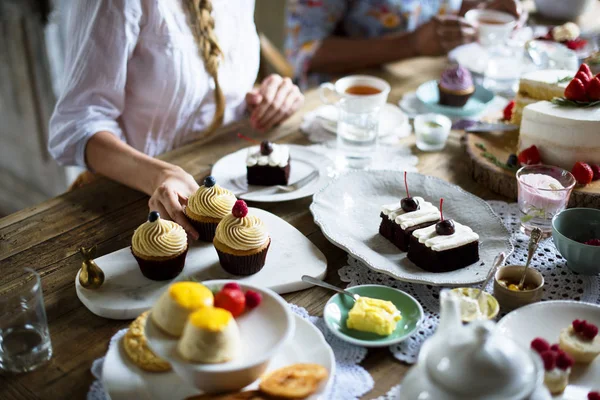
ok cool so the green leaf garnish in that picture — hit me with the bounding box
[556,76,573,84]
[551,97,600,108]
[476,143,519,172]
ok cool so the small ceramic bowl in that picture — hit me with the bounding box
[323,285,423,348]
[145,280,294,394]
[494,266,544,312]
[552,208,600,275]
[450,288,500,323]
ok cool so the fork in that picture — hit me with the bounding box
[240,170,319,196]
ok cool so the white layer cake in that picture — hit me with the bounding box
[519,101,600,170]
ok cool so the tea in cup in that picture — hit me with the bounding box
[464,9,517,47]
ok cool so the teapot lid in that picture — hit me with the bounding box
[423,291,539,399]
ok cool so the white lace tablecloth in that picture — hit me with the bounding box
[340,200,600,364]
[87,304,373,400]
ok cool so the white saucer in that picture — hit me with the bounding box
[497,301,600,400]
[75,208,327,319]
[102,314,335,400]
[211,145,333,203]
[315,103,410,138]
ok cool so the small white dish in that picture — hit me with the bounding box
[497,300,600,400]
[211,144,332,202]
[310,170,513,286]
[316,103,411,138]
[76,208,327,319]
[102,313,335,400]
[145,280,294,394]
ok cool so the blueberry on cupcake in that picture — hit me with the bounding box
[438,65,475,108]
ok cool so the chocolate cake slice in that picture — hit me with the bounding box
[407,221,480,272]
[379,196,440,251]
[246,141,290,186]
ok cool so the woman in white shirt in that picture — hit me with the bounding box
[48,0,303,239]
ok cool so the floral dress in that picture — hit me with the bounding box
[286,0,463,87]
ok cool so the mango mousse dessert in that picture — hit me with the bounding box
[151,282,214,337]
[346,297,401,336]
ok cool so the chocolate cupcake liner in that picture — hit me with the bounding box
[438,84,473,107]
[132,247,188,281]
[188,219,219,242]
[215,241,271,276]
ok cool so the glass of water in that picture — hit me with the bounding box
[336,97,380,169]
[0,268,52,373]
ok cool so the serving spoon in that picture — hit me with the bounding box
[517,227,543,290]
[476,251,505,301]
[302,275,359,303]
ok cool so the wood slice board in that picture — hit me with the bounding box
[463,131,600,208]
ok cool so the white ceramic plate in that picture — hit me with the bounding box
[76,208,327,319]
[211,144,332,202]
[102,314,335,400]
[448,42,538,76]
[310,170,513,286]
[497,301,600,400]
[316,103,411,138]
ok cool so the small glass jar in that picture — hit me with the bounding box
[414,114,452,152]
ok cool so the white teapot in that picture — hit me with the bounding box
[399,290,552,400]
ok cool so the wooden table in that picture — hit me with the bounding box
[0,57,509,399]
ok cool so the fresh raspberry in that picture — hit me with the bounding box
[556,351,574,370]
[518,145,541,166]
[565,38,588,51]
[591,165,600,181]
[232,199,249,218]
[588,391,600,400]
[214,288,246,317]
[540,350,557,371]
[584,239,600,246]
[588,77,600,101]
[582,323,599,340]
[223,282,242,291]
[503,100,515,121]
[565,78,589,102]
[549,343,561,352]
[531,337,550,354]
[244,290,263,309]
[572,162,594,185]
[573,319,585,333]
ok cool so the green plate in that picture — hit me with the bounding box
[416,80,495,117]
[323,285,424,348]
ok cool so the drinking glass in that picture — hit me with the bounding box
[0,268,52,373]
[517,165,576,238]
[336,97,380,169]
[414,113,452,151]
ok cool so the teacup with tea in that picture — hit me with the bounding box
[319,75,390,111]
[464,9,517,47]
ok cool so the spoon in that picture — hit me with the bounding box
[78,246,105,289]
[301,275,359,303]
[518,228,543,290]
[476,251,506,301]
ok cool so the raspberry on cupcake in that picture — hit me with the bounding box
[531,337,574,395]
[213,200,271,276]
[559,319,600,363]
[185,176,237,242]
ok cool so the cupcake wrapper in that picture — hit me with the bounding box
[132,248,188,281]
[188,219,219,242]
[438,84,473,107]
[215,242,270,276]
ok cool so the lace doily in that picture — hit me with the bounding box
[340,200,600,364]
[373,384,402,400]
[88,305,373,400]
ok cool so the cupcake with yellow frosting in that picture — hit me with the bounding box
[213,200,270,276]
[132,211,188,280]
[185,176,237,242]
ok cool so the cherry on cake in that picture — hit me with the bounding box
[558,319,600,363]
[379,172,439,251]
[246,140,290,186]
[406,198,479,272]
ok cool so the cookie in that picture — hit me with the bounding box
[259,363,328,399]
[122,311,171,372]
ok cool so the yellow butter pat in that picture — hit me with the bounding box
[346,297,401,336]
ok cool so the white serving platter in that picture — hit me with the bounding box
[102,314,335,400]
[211,144,333,202]
[497,301,600,400]
[310,170,513,286]
[76,208,327,320]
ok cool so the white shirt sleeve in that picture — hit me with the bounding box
[48,0,142,167]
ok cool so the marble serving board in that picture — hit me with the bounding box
[76,208,327,320]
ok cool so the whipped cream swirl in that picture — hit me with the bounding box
[215,213,269,251]
[381,197,440,229]
[412,221,479,251]
[246,144,289,167]
[187,184,236,219]
[132,217,187,258]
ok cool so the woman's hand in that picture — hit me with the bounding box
[148,165,200,240]
[245,74,304,132]
[414,15,476,56]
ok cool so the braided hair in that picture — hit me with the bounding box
[184,0,225,136]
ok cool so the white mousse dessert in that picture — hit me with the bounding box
[518,173,568,215]
[559,320,600,363]
[151,282,214,337]
[177,307,241,363]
